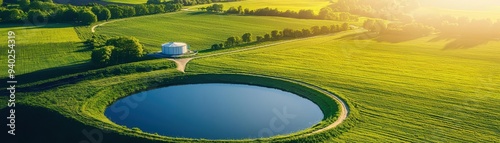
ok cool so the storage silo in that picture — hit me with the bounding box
[161,42,188,55]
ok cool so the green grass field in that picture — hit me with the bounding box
[187,31,500,142]
[0,24,90,78]
[96,11,349,51]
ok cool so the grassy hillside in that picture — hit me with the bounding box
[0,24,90,78]
[96,11,351,51]
[188,31,500,142]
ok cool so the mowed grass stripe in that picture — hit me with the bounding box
[188,31,500,142]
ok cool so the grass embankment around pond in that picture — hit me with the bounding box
[2,71,343,142]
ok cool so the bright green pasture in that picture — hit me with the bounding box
[96,11,346,51]
[0,24,89,78]
[188,31,500,142]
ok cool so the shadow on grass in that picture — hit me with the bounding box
[336,31,423,43]
[0,105,160,143]
[429,34,497,50]
[185,11,211,15]
[12,62,93,85]
[338,31,498,50]
[443,38,492,50]
[75,42,94,52]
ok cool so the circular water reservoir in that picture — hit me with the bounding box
[104,83,323,139]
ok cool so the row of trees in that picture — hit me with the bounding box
[211,23,351,50]
[91,36,144,67]
[328,0,500,38]
[363,19,434,37]
[0,0,182,25]
[415,15,500,37]
[171,0,242,6]
[327,0,420,21]
[202,4,359,21]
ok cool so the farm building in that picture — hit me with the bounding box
[162,42,189,55]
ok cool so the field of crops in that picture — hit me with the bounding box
[188,31,500,142]
[96,11,349,51]
[0,24,90,78]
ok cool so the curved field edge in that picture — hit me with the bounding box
[16,71,355,142]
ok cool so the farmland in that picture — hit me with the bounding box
[188,31,500,142]
[0,24,89,78]
[96,11,352,51]
[0,0,499,142]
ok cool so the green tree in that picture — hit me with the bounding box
[302,29,312,37]
[19,0,30,8]
[320,26,330,34]
[293,30,303,38]
[107,6,123,19]
[256,36,264,42]
[264,34,271,40]
[92,6,111,21]
[91,46,114,67]
[134,4,149,15]
[282,28,294,38]
[225,36,242,47]
[123,6,136,17]
[27,10,48,24]
[298,9,315,19]
[147,0,162,4]
[1,9,24,22]
[106,37,144,64]
[207,4,223,13]
[319,7,335,20]
[271,30,280,39]
[211,44,220,50]
[242,33,253,43]
[78,10,98,25]
[311,26,321,35]
[237,6,243,14]
[342,23,349,31]
[63,7,78,22]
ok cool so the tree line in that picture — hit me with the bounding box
[415,15,500,38]
[363,19,435,37]
[201,4,359,21]
[327,0,420,21]
[170,0,242,6]
[211,23,351,50]
[0,0,183,25]
[327,0,500,39]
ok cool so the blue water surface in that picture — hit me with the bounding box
[104,83,323,139]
